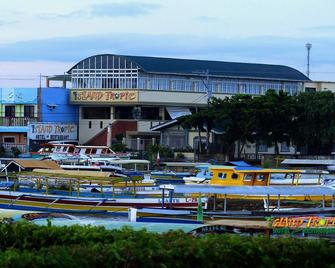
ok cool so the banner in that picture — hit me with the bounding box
[70,90,138,103]
[29,123,77,140]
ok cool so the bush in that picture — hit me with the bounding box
[11,147,21,157]
[0,146,5,157]
[176,152,185,159]
[0,222,335,267]
[112,143,127,152]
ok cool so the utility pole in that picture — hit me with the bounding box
[205,69,211,154]
[305,43,312,78]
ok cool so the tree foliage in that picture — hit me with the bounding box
[179,90,335,155]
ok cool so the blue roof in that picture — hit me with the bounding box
[234,166,263,171]
[68,54,310,81]
[228,161,251,167]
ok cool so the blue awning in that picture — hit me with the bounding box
[0,126,28,133]
[166,107,191,119]
[172,185,335,196]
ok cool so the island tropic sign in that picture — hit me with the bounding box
[70,90,138,103]
[29,123,77,140]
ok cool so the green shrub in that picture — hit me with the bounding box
[0,222,335,267]
[11,147,21,157]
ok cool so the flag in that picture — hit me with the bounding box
[156,151,160,168]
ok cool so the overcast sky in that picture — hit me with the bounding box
[0,0,334,87]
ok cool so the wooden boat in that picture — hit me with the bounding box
[0,190,207,213]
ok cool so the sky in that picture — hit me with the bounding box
[0,0,334,87]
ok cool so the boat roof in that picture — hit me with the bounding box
[51,144,75,147]
[76,145,111,149]
[227,161,251,167]
[282,159,335,166]
[106,159,150,164]
[162,162,208,167]
[172,185,335,196]
[209,166,302,173]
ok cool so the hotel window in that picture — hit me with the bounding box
[280,141,290,152]
[24,106,35,118]
[258,142,268,152]
[192,82,199,91]
[82,107,111,119]
[5,106,15,117]
[215,82,221,93]
[169,80,176,90]
[3,137,15,143]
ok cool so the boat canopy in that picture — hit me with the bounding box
[171,184,335,196]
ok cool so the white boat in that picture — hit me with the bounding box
[32,143,130,161]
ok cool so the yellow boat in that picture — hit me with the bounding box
[178,165,335,202]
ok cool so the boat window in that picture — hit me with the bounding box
[55,146,61,152]
[218,172,226,179]
[68,147,75,153]
[91,148,97,154]
[74,148,80,153]
[256,174,265,181]
[231,173,239,180]
[244,174,253,181]
[85,148,91,154]
[101,149,107,154]
[62,147,67,152]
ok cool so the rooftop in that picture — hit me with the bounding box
[68,54,310,82]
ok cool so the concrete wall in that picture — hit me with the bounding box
[40,87,78,123]
[304,81,335,92]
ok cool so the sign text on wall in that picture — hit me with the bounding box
[70,90,138,103]
[29,123,77,140]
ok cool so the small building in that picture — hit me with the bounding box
[0,88,38,154]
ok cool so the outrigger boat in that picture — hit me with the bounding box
[0,168,207,213]
[0,190,205,213]
[31,143,130,161]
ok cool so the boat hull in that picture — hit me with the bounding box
[0,191,207,213]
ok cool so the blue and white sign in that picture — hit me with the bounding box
[29,123,78,140]
[0,88,37,104]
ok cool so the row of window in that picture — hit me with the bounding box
[137,76,300,95]
[81,107,161,120]
[2,105,35,117]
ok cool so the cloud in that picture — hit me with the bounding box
[90,2,160,17]
[37,10,87,20]
[36,2,160,21]
[304,25,335,31]
[0,32,334,81]
[195,16,217,22]
[0,19,16,26]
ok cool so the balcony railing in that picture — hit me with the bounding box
[0,117,38,126]
[0,143,27,154]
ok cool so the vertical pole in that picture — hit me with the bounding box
[69,180,72,196]
[133,180,136,196]
[213,194,216,211]
[267,194,270,212]
[322,195,325,209]
[45,178,48,195]
[277,194,280,211]
[224,194,227,213]
[161,188,165,208]
[169,190,173,209]
[332,194,334,208]
[77,181,80,197]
